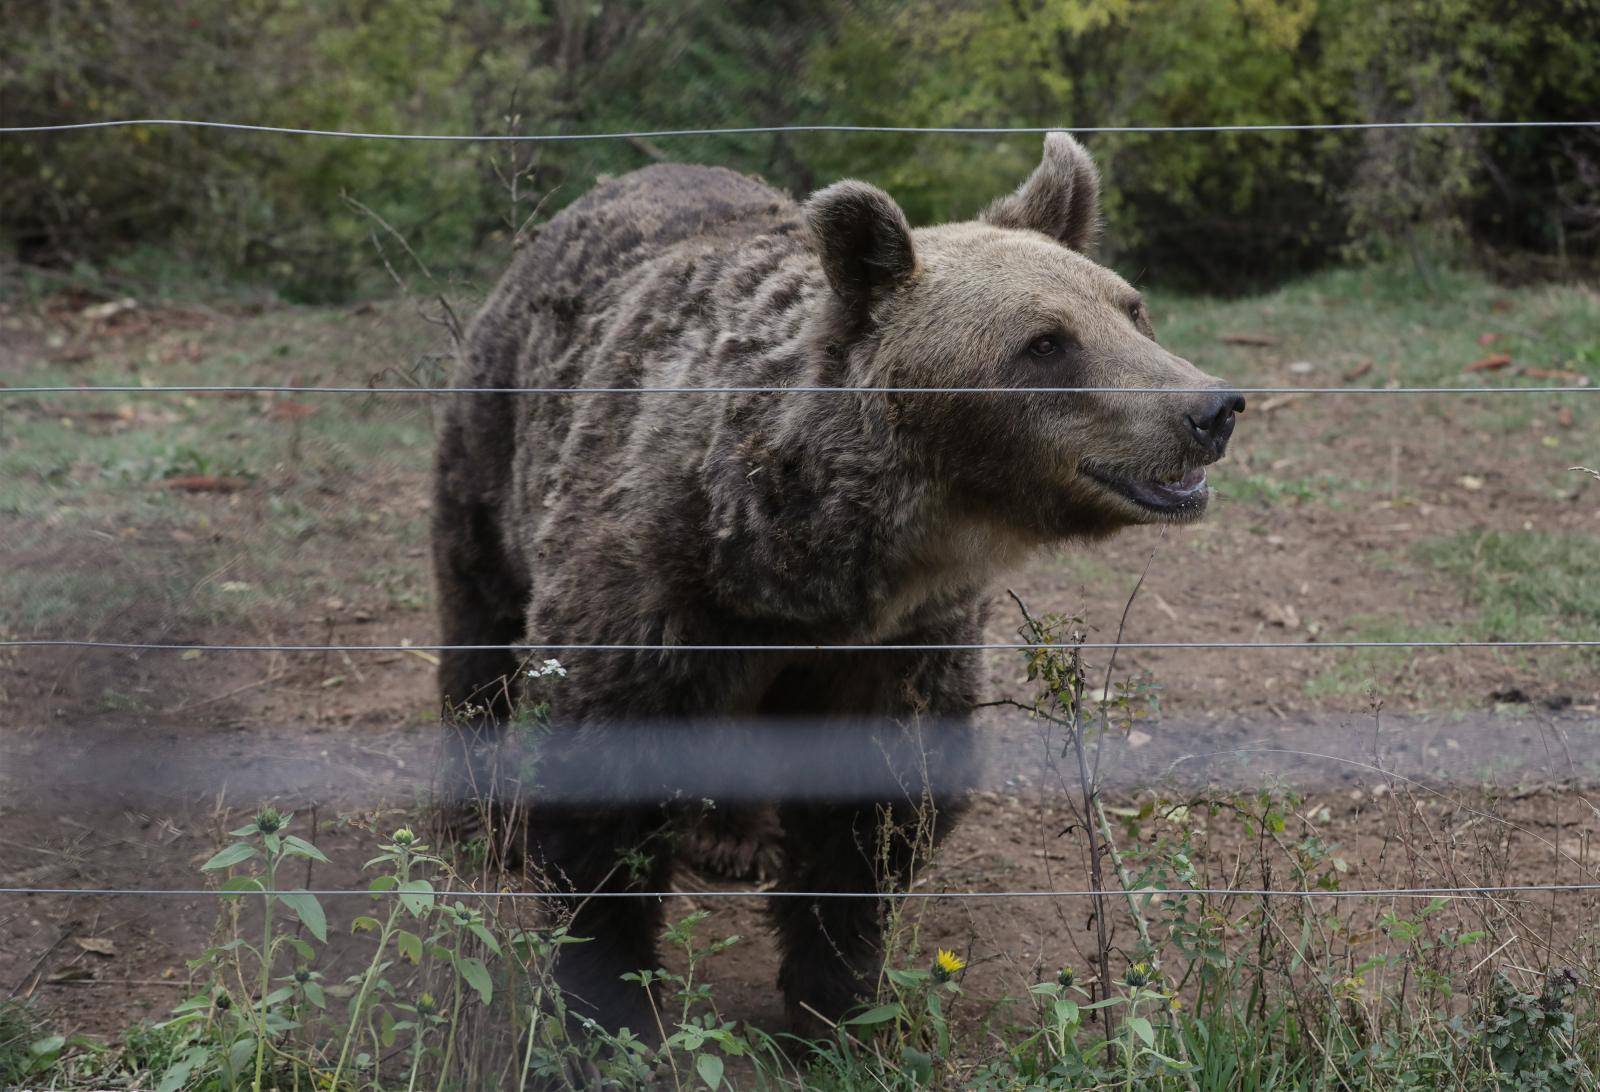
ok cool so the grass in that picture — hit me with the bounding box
[1,299,441,640]
[1303,617,1462,703]
[1304,529,1600,703]
[1151,263,1600,465]
[1151,263,1600,392]
[1417,530,1600,640]
[1215,469,1370,510]
[0,999,63,1088]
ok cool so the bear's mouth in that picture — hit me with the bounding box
[1080,463,1209,515]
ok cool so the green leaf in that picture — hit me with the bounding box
[468,922,503,956]
[398,878,434,918]
[218,875,264,900]
[844,1003,903,1027]
[227,1036,257,1077]
[900,1047,933,1083]
[395,929,423,964]
[156,1045,209,1092]
[276,890,327,942]
[282,835,330,863]
[1128,1016,1155,1047]
[259,986,295,1008]
[286,937,315,961]
[201,843,257,871]
[457,956,493,1004]
[696,1053,724,1089]
[29,1035,65,1057]
[886,967,928,988]
[352,916,381,934]
[304,981,326,1008]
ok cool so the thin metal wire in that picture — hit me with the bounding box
[1,383,1594,396]
[6,639,1598,653]
[2,882,1598,900]
[4,119,1598,142]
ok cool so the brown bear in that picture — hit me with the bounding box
[431,133,1241,1036]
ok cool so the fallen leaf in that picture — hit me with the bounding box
[1126,729,1152,749]
[1257,394,1303,413]
[1220,333,1279,347]
[74,937,117,957]
[1464,353,1512,373]
[1287,361,1316,374]
[1262,603,1300,629]
[1556,406,1574,428]
[46,967,95,983]
[81,297,138,321]
[1489,298,1514,313]
[1149,592,1179,623]
[1458,475,1485,491]
[1477,332,1500,346]
[1342,359,1373,382]
[162,475,248,493]
[1522,367,1586,383]
[266,400,317,421]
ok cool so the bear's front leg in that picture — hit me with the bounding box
[770,797,961,1035]
[527,803,674,1039]
[760,636,980,1035]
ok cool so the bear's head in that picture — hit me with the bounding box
[804,133,1243,541]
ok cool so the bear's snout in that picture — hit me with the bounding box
[1183,390,1245,460]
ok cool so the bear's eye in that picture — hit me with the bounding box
[1126,301,1144,323]
[1028,335,1063,359]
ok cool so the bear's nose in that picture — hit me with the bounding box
[1185,391,1244,457]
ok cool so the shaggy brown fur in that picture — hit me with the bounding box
[432,134,1240,1035]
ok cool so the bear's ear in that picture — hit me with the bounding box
[981,132,1101,253]
[804,180,919,315]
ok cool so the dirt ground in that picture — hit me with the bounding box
[3,282,1599,1046]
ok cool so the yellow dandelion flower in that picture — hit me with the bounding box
[932,948,966,981]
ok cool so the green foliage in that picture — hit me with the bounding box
[809,0,1600,287]
[24,780,1600,1087]
[1,0,495,300]
[1477,971,1588,1091]
[6,0,1598,297]
[151,814,511,1090]
[0,1000,69,1087]
[0,0,830,300]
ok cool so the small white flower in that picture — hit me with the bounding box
[527,658,568,679]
